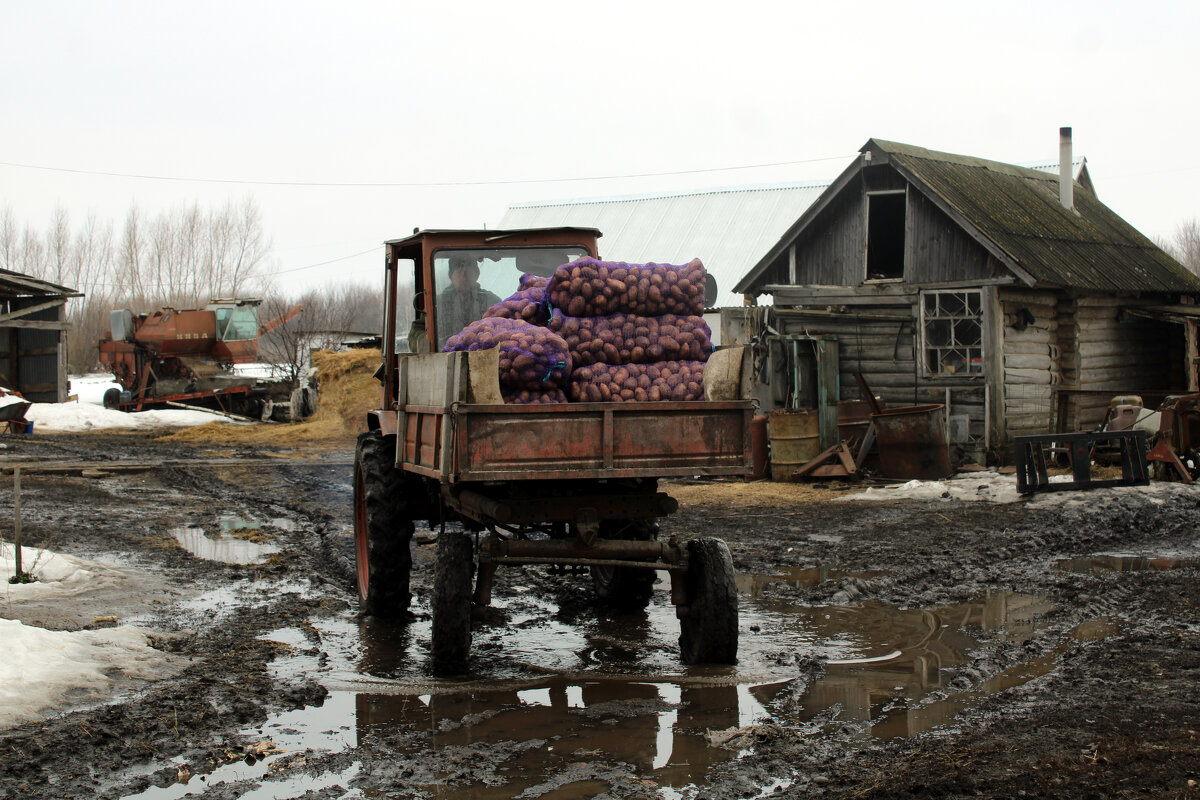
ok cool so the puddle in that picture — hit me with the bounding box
[736,565,887,598]
[1056,554,1196,573]
[215,575,1075,798]
[170,526,281,565]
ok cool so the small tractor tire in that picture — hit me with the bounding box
[591,519,657,611]
[431,528,474,676]
[591,565,657,611]
[103,388,122,409]
[354,431,414,618]
[678,537,738,665]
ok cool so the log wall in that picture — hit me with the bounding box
[999,288,1060,436]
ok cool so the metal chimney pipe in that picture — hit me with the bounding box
[1059,127,1074,210]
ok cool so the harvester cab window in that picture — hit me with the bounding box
[431,247,587,346]
[215,306,260,342]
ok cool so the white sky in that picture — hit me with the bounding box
[2,1,1197,294]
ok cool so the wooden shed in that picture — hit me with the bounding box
[727,136,1200,459]
[0,269,79,403]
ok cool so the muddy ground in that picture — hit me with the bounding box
[1,431,1198,799]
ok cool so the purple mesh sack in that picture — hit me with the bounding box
[442,317,572,391]
[549,310,713,367]
[547,258,707,317]
[484,274,550,324]
[566,360,707,403]
[502,387,568,405]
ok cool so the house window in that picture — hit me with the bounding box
[921,290,983,375]
[867,191,906,280]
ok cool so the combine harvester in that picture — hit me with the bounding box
[98,299,316,421]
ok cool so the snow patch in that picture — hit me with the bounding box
[0,618,169,729]
[1,544,98,598]
[839,471,1192,504]
[23,401,236,432]
[68,373,123,406]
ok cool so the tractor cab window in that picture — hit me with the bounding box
[431,246,587,347]
[215,306,260,342]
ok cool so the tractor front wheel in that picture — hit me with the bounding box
[431,529,474,676]
[354,431,414,618]
[678,537,738,665]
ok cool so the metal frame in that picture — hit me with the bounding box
[1014,430,1148,495]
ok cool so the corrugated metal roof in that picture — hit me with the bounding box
[871,139,1200,293]
[500,182,829,307]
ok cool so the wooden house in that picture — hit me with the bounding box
[1,269,78,403]
[727,134,1200,459]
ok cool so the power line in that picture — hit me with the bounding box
[69,247,380,290]
[268,247,377,275]
[0,155,855,188]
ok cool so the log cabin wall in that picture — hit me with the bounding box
[998,288,1061,436]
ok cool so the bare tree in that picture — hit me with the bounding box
[4,196,275,375]
[0,208,18,272]
[1166,218,1200,275]
[46,206,71,286]
[258,281,384,384]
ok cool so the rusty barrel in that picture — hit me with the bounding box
[870,404,952,480]
[768,409,820,481]
[750,414,770,480]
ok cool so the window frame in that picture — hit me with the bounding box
[919,288,985,378]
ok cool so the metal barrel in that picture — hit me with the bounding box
[870,404,953,480]
[768,409,821,481]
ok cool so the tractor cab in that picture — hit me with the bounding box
[208,299,261,342]
[207,299,263,362]
[384,228,601,359]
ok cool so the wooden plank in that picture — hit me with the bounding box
[0,319,72,331]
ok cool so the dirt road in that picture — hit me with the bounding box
[1,432,1197,799]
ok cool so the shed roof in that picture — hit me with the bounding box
[737,139,1200,295]
[0,268,79,299]
[501,182,829,307]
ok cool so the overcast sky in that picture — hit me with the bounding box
[2,1,1197,293]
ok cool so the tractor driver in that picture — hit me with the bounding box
[436,255,501,342]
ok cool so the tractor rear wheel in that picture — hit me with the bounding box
[431,529,474,676]
[354,431,414,618]
[591,519,658,611]
[678,537,738,665]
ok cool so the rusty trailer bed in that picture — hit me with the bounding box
[398,400,754,483]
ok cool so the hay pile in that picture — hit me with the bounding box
[165,349,381,446]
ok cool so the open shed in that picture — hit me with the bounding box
[728,134,1200,460]
[0,269,79,403]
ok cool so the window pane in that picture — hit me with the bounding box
[939,292,966,316]
[926,319,952,347]
[954,318,982,346]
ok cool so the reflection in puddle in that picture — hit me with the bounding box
[735,565,887,598]
[1056,554,1195,573]
[171,527,281,565]
[233,579,1080,798]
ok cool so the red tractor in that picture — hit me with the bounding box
[98,299,315,420]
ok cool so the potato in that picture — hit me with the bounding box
[503,387,568,405]
[484,274,550,324]
[548,311,712,368]
[566,360,707,403]
[442,317,572,391]
[547,257,707,317]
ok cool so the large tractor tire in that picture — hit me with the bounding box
[354,431,414,618]
[678,537,738,665]
[591,520,658,612]
[431,529,474,676]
